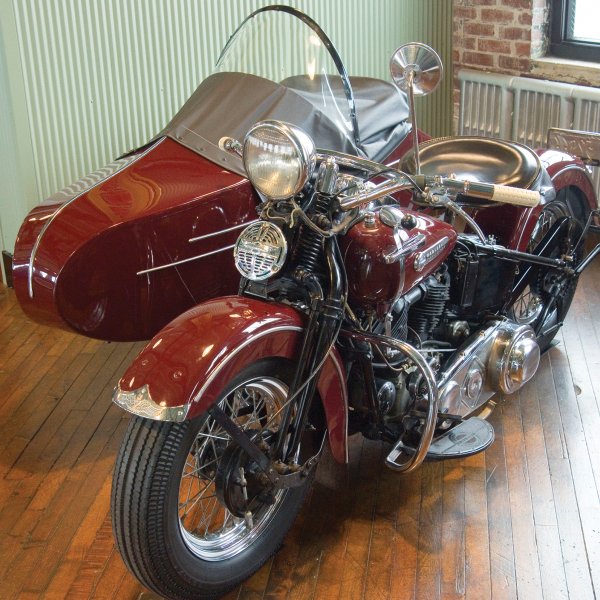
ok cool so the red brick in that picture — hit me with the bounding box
[480,8,519,23]
[498,55,531,72]
[463,51,496,67]
[454,35,477,50]
[464,22,496,36]
[518,12,533,25]
[515,41,532,56]
[503,0,532,8]
[454,6,477,19]
[500,26,530,40]
[478,38,512,53]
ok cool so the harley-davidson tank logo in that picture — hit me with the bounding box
[413,236,450,272]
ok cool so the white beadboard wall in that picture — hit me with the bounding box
[1,0,452,261]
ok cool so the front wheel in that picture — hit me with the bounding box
[111,361,314,600]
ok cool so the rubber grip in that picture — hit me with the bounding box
[491,185,540,207]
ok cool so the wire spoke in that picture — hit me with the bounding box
[177,374,292,560]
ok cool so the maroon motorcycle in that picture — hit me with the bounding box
[12,6,600,600]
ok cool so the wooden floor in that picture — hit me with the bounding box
[1,263,599,600]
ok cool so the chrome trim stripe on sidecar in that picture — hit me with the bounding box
[188,219,258,243]
[27,138,165,298]
[136,244,236,276]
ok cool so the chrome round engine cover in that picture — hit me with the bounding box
[488,323,540,395]
[234,221,287,281]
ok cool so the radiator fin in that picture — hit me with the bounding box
[459,68,600,203]
[459,71,513,139]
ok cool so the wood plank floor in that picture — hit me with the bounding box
[1,262,599,599]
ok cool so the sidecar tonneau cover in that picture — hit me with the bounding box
[161,72,409,176]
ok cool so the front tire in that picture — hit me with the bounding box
[111,361,313,600]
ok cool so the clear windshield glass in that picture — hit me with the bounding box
[160,7,360,176]
[215,8,356,138]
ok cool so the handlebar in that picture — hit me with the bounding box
[317,151,542,211]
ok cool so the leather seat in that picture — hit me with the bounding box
[400,136,543,203]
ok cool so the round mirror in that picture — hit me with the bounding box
[390,43,443,96]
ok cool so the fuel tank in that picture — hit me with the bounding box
[340,207,457,311]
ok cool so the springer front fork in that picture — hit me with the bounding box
[208,229,346,485]
[272,236,345,464]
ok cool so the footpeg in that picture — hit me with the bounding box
[426,417,495,459]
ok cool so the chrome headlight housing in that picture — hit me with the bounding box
[234,221,288,281]
[243,120,316,200]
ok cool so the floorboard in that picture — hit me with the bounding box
[1,261,599,599]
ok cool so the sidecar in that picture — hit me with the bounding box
[13,6,597,343]
[12,5,414,342]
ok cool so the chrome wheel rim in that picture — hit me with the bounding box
[511,285,544,324]
[178,377,288,561]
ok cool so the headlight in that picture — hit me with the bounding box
[243,120,316,200]
[234,221,288,281]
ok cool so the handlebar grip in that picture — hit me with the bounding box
[490,184,540,207]
[438,177,541,207]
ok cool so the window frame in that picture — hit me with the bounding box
[550,0,600,62]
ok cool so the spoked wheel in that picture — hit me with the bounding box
[111,360,314,600]
[509,199,583,351]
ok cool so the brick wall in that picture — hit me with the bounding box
[452,0,549,130]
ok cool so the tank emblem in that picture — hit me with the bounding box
[414,236,449,272]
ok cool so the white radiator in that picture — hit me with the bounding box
[458,68,600,201]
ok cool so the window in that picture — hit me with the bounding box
[550,0,600,62]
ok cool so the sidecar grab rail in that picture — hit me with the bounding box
[547,128,600,167]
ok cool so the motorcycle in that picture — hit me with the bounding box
[12,6,600,600]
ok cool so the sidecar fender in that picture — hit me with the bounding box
[115,296,349,463]
[506,151,597,251]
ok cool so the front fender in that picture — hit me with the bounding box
[115,295,349,463]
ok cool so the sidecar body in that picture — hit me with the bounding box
[13,6,413,341]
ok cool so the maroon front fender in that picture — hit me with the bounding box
[116,296,349,463]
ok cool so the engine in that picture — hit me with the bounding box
[342,207,540,423]
[436,320,540,416]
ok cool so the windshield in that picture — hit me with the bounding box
[160,6,362,176]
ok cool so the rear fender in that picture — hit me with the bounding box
[510,150,598,250]
[115,296,349,463]
[478,151,597,251]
